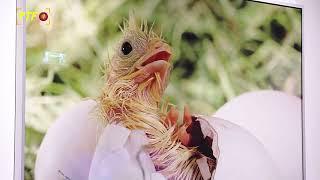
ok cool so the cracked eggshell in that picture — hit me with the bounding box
[196,116,281,180]
[88,124,165,180]
[35,99,165,180]
[214,90,302,180]
[35,100,102,180]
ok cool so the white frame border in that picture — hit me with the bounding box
[13,1,308,180]
[15,0,26,179]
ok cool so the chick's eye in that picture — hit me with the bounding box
[121,41,133,55]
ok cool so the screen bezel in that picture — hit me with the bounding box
[14,1,305,180]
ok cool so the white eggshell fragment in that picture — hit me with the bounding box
[196,116,281,180]
[214,90,302,180]
[35,100,103,180]
[35,99,165,180]
[88,124,165,180]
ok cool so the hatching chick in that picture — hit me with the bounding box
[97,15,219,180]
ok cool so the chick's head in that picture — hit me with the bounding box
[106,15,172,99]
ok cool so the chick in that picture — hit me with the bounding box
[97,15,218,180]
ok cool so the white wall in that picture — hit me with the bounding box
[0,0,16,180]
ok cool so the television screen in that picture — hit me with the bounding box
[24,0,302,179]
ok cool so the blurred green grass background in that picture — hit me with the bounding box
[25,0,302,179]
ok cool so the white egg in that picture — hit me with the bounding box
[195,116,281,180]
[35,100,102,180]
[214,90,302,180]
[35,100,165,180]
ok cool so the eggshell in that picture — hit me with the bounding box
[35,91,294,180]
[88,124,165,180]
[214,90,302,180]
[35,99,165,180]
[35,100,102,180]
[196,116,281,180]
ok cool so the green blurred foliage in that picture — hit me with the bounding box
[25,0,302,179]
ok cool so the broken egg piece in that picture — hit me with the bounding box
[35,100,102,180]
[196,116,282,180]
[88,124,165,180]
[180,115,281,180]
[214,90,302,180]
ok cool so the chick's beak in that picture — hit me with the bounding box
[134,40,172,83]
[141,41,172,66]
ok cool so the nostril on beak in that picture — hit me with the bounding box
[153,41,164,50]
[154,44,161,49]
